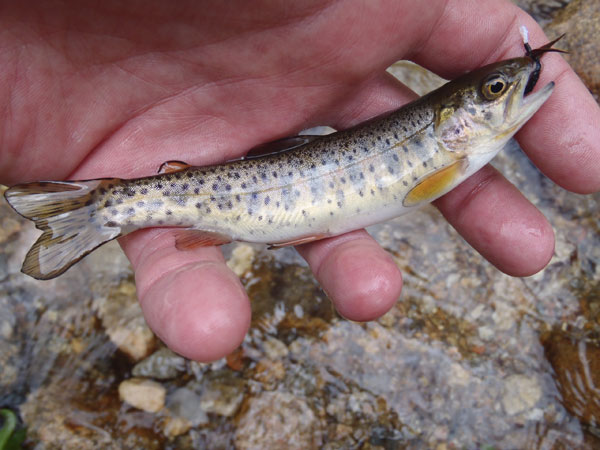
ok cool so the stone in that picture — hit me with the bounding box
[118,378,166,413]
[234,391,321,450]
[226,243,256,277]
[132,347,186,380]
[502,374,542,415]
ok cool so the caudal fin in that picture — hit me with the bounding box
[4,180,122,279]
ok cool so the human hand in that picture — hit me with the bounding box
[1,0,598,361]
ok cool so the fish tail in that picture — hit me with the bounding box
[4,179,122,280]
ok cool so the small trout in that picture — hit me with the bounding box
[5,38,563,280]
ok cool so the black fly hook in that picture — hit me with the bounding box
[523,33,567,95]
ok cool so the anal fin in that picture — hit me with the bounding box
[174,229,232,250]
[158,161,192,174]
[268,234,326,249]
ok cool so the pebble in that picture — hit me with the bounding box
[227,243,256,277]
[118,378,166,413]
[132,347,186,380]
[501,374,542,415]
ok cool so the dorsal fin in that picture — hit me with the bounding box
[226,135,324,163]
[157,160,192,174]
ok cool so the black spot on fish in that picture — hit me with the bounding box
[217,203,223,210]
[403,146,408,153]
[140,188,148,195]
[106,221,117,227]
[100,188,107,195]
[116,198,123,205]
[272,171,278,178]
[247,208,253,216]
[234,172,240,179]
[252,193,258,200]
[276,201,280,208]
[252,176,258,183]
[310,163,315,169]
[227,201,232,209]
[236,194,241,202]
[467,106,476,115]
[156,183,163,189]
[225,184,231,191]
[393,154,399,162]
[388,167,394,174]
[329,182,335,189]
[194,188,200,194]
[394,133,398,139]
[371,189,375,196]
[330,211,334,216]
[127,207,135,214]
[264,196,270,205]
[359,190,364,197]
[195,202,202,209]
[170,182,176,188]
[423,161,428,168]
[166,210,172,215]
[327,199,332,204]
[84,198,94,206]
[268,218,273,224]
[369,165,375,173]
[104,200,113,208]
[258,216,263,221]
[261,173,267,180]
[385,138,390,145]
[402,180,408,186]
[337,201,342,208]
[212,183,219,191]
[206,207,211,214]
[182,183,189,190]
[407,160,413,168]
[136,201,145,207]
[241,182,247,189]
[340,177,346,184]
[111,209,118,216]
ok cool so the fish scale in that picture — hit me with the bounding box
[4,42,561,279]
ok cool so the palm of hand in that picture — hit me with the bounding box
[1,0,599,361]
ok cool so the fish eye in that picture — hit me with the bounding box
[481,74,508,100]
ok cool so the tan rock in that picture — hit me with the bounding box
[119,378,166,413]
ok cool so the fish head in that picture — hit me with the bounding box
[433,56,554,156]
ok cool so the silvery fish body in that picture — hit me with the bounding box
[4,49,558,280]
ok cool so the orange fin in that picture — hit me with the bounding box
[403,159,468,207]
[268,234,326,249]
[157,160,192,174]
[174,229,232,250]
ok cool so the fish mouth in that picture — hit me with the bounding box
[509,64,554,126]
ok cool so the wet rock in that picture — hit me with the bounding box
[198,371,244,417]
[118,378,166,413]
[514,0,572,24]
[543,330,600,428]
[94,279,155,361]
[132,347,186,380]
[502,374,543,415]
[545,0,600,101]
[163,387,209,438]
[226,243,256,277]
[234,391,321,450]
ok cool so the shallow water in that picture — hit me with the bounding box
[1,2,599,448]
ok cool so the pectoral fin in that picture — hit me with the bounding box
[158,161,192,174]
[403,159,468,207]
[174,229,232,250]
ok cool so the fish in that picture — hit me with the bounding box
[4,36,564,280]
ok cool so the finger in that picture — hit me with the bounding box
[119,229,251,361]
[434,165,555,276]
[296,230,403,321]
[410,0,600,194]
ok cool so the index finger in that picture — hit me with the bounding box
[409,0,600,194]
